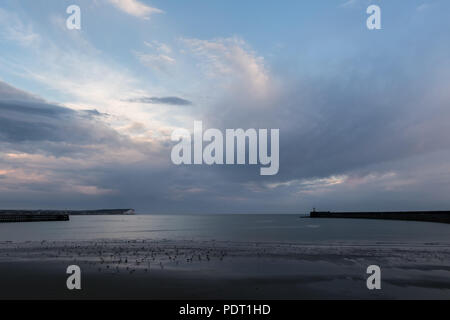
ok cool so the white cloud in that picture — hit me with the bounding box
[416,3,430,12]
[0,8,40,47]
[266,175,347,195]
[0,9,177,146]
[106,0,163,19]
[182,37,270,97]
[340,0,355,7]
[135,41,176,74]
[135,52,176,72]
[145,41,172,54]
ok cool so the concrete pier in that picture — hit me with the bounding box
[310,210,450,224]
[0,209,134,223]
[0,211,69,223]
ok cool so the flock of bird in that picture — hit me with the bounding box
[1,239,236,275]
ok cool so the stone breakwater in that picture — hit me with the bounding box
[310,211,450,224]
[0,209,134,223]
[0,211,69,223]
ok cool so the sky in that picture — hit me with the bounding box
[0,0,450,213]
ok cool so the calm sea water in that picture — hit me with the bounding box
[0,214,449,244]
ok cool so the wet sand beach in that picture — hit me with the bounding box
[1,239,449,299]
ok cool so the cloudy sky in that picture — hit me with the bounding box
[0,0,449,213]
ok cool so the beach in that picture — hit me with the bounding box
[2,0,450,306]
[1,238,449,299]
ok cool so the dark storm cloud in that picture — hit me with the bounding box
[199,54,450,188]
[0,100,75,142]
[0,81,44,103]
[79,109,109,118]
[0,81,126,156]
[128,96,192,106]
[3,45,450,214]
[2,17,450,214]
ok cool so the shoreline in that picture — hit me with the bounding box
[1,239,449,299]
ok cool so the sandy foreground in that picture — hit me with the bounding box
[0,239,449,299]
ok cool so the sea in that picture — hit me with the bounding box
[0,214,449,244]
